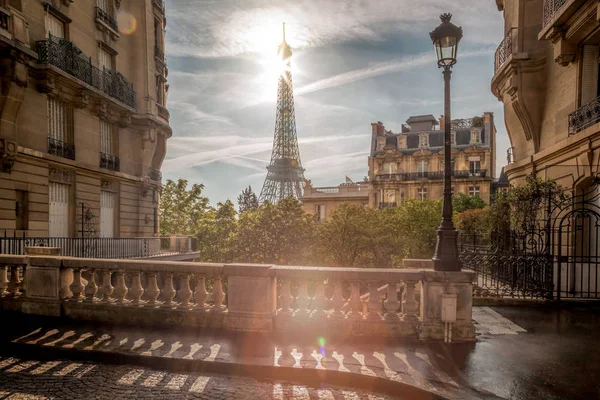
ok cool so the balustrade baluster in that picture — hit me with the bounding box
[161,272,176,308]
[210,276,225,312]
[69,268,84,301]
[100,270,113,302]
[113,270,128,304]
[348,281,363,319]
[312,280,328,317]
[402,280,419,319]
[193,274,208,311]
[383,282,400,320]
[145,272,160,305]
[7,265,21,296]
[366,282,382,320]
[0,265,9,296]
[84,269,98,302]
[330,281,345,318]
[129,271,144,305]
[178,273,192,309]
[278,278,293,315]
[295,280,310,315]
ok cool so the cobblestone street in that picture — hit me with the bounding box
[0,357,396,400]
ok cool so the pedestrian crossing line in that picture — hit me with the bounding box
[273,347,282,367]
[189,376,210,393]
[63,333,93,348]
[351,352,376,376]
[163,341,183,358]
[117,369,145,385]
[183,343,202,359]
[141,339,164,356]
[204,343,221,362]
[165,374,188,390]
[53,363,82,376]
[291,348,303,368]
[12,328,41,343]
[130,338,146,352]
[332,351,351,372]
[316,389,335,400]
[6,360,39,373]
[311,350,325,370]
[292,385,310,399]
[43,331,76,347]
[74,365,95,378]
[0,358,20,369]
[29,361,61,375]
[26,329,59,345]
[141,371,166,387]
[83,334,111,351]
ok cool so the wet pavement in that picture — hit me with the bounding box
[1,304,599,399]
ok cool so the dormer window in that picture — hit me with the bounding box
[470,128,482,144]
[376,137,385,151]
[451,131,456,145]
[398,136,407,149]
[419,133,429,148]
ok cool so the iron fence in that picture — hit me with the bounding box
[100,152,119,171]
[37,36,136,108]
[48,137,75,160]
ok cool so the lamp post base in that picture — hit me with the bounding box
[432,226,462,271]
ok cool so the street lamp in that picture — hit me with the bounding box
[430,13,463,272]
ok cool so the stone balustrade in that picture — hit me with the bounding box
[0,255,476,341]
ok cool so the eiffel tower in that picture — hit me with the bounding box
[259,23,305,204]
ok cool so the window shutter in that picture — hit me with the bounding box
[581,45,599,105]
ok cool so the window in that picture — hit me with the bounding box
[469,186,480,196]
[15,190,28,231]
[156,76,165,106]
[376,137,385,151]
[48,98,71,143]
[383,162,397,174]
[49,182,69,237]
[316,204,326,222]
[98,47,113,70]
[451,131,456,145]
[154,207,159,234]
[97,0,109,12]
[46,13,65,38]
[469,157,481,175]
[416,160,428,176]
[100,190,115,238]
[100,119,113,155]
[154,19,163,51]
[384,189,395,204]
[581,45,600,105]
[470,128,482,144]
[398,136,407,149]
[418,187,427,200]
[419,133,429,148]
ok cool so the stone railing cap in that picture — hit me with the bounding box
[223,263,274,277]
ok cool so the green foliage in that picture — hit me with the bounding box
[237,186,259,214]
[390,199,443,260]
[159,179,210,236]
[452,193,486,214]
[197,200,237,262]
[456,208,491,234]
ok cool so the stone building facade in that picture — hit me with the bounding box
[492,0,600,192]
[300,180,369,222]
[0,0,170,238]
[368,113,496,208]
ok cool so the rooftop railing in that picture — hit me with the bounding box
[36,36,136,108]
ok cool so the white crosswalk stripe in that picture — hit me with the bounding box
[472,307,526,335]
[189,376,210,393]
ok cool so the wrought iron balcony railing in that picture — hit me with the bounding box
[375,173,403,181]
[454,169,487,179]
[542,0,568,27]
[100,152,120,171]
[494,28,516,73]
[157,104,169,121]
[95,7,118,32]
[568,96,600,135]
[404,171,444,181]
[0,6,10,32]
[36,36,136,109]
[154,45,165,61]
[379,202,397,209]
[149,168,162,182]
[48,137,75,160]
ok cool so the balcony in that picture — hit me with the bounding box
[157,103,169,122]
[0,6,9,34]
[379,202,397,209]
[36,36,136,109]
[100,152,120,171]
[48,137,75,160]
[375,173,403,182]
[494,28,517,74]
[568,95,600,135]
[539,0,591,42]
[95,6,118,33]
[404,172,444,181]
[149,168,162,182]
[454,169,487,179]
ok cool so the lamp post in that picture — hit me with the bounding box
[430,13,463,272]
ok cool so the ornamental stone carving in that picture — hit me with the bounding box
[49,168,74,185]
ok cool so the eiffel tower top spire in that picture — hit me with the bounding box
[258,22,305,204]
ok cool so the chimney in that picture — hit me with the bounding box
[439,115,445,129]
[377,121,385,135]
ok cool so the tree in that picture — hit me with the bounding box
[391,199,443,260]
[197,200,237,262]
[237,186,259,213]
[452,193,486,214]
[456,208,491,234]
[159,179,210,236]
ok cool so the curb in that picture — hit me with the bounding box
[1,342,464,400]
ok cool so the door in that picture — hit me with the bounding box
[49,182,69,237]
[100,191,115,238]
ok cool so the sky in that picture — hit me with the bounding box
[161,0,507,205]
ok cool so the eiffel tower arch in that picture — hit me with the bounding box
[259,23,306,204]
